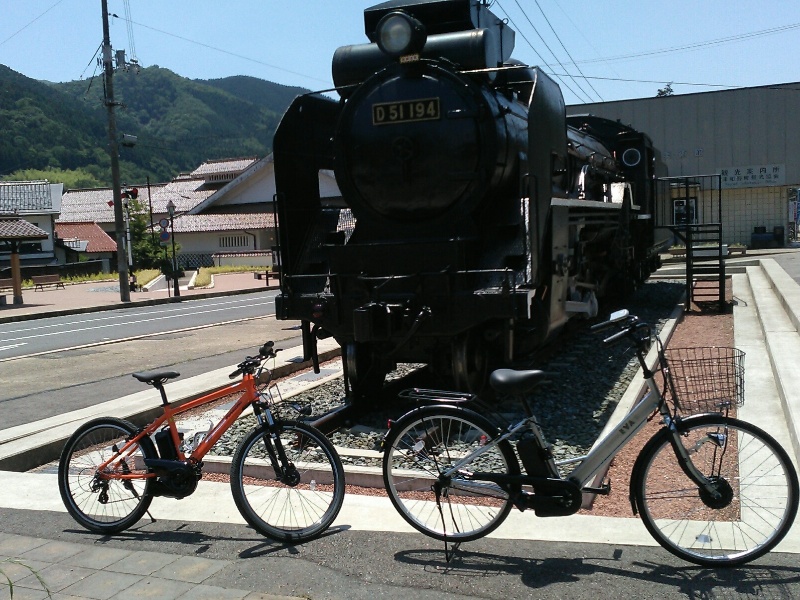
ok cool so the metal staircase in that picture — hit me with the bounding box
[655,175,726,312]
[675,223,726,311]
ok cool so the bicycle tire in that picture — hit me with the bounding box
[58,417,155,534]
[230,421,345,543]
[382,404,520,542]
[631,414,799,567]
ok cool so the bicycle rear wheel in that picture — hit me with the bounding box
[382,405,519,542]
[58,417,155,533]
[631,414,799,567]
[230,421,345,543]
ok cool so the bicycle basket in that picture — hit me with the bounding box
[663,347,745,413]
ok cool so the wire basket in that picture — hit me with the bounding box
[663,347,745,413]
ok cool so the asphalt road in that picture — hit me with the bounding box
[0,316,302,430]
[0,291,279,359]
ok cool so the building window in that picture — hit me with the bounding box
[219,235,249,249]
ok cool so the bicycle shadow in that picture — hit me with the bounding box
[62,521,350,558]
[394,546,800,597]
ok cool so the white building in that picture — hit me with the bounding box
[59,156,341,269]
[568,82,800,246]
[0,180,63,266]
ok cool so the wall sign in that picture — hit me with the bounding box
[718,164,785,189]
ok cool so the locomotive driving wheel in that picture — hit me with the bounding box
[451,330,489,393]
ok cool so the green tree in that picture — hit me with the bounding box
[1,167,102,188]
[128,199,171,269]
[656,83,674,97]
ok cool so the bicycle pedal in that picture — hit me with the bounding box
[582,478,611,495]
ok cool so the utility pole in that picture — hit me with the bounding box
[101,0,131,302]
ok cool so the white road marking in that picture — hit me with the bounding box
[0,298,276,344]
[1,294,276,335]
[0,343,26,352]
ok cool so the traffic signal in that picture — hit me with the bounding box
[122,187,139,200]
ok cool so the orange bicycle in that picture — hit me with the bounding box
[58,341,345,543]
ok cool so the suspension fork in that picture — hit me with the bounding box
[253,404,293,478]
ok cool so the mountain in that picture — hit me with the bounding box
[0,64,309,186]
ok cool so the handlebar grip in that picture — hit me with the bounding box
[603,329,628,345]
[590,320,614,333]
[228,368,242,379]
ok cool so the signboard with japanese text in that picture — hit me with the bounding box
[718,164,785,189]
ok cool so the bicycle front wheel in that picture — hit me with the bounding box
[230,421,345,543]
[382,405,519,542]
[58,417,155,534]
[632,414,799,567]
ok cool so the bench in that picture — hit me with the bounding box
[32,274,65,291]
[254,271,280,282]
[0,278,12,291]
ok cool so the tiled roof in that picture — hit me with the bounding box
[55,222,118,253]
[0,217,49,240]
[191,157,259,177]
[58,185,169,223]
[169,212,274,233]
[149,178,216,215]
[58,158,264,225]
[0,180,54,212]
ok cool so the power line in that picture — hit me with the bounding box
[529,0,603,101]
[493,1,591,103]
[548,0,623,80]
[115,15,329,87]
[577,22,800,66]
[0,0,66,47]
[551,73,742,90]
[123,0,138,64]
[504,0,595,102]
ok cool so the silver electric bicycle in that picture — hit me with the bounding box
[381,310,799,567]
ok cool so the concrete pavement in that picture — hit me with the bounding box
[3,255,800,598]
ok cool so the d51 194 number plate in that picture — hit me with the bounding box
[372,98,440,125]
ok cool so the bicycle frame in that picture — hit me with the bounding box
[96,374,261,480]
[440,378,663,487]
[561,377,664,486]
[442,342,715,496]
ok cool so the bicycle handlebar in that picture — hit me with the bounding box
[592,311,652,348]
[228,342,282,379]
[590,309,631,333]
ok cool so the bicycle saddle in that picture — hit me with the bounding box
[489,369,547,395]
[132,370,181,386]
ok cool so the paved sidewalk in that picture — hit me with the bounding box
[0,532,301,599]
[0,272,272,324]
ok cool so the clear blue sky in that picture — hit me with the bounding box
[2,0,799,105]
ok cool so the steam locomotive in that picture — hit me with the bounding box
[273,0,662,400]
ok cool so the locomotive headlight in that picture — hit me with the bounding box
[376,12,426,58]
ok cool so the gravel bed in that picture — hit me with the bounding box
[207,280,685,473]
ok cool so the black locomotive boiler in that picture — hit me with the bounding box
[273,0,662,400]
